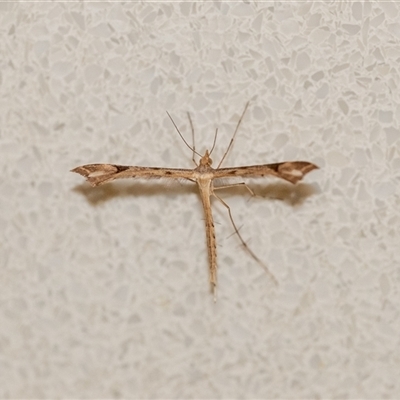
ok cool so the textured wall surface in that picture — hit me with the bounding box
[1,2,400,398]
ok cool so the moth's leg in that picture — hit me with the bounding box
[213,182,256,197]
[211,191,278,286]
[217,101,250,169]
[186,112,198,166]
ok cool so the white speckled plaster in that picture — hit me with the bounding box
[1,2,400,399]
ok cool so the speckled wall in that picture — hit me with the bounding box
[1,2,399,398]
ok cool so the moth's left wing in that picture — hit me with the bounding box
[214,161,318,184]
[71,164,194,187]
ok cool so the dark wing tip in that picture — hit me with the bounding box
[71,166,89,177]
[278,161,319,184]
[302,161,319,173]
[71,164,117,186]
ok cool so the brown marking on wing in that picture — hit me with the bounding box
[71,164,194,186]
[214,161,318,184]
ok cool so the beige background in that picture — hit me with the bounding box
[1,2,400,398]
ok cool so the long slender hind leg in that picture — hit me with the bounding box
[214,182,256,197]
[212,190,278,286]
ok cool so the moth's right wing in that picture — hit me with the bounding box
[71,164,194,187]
[213,161,318,184]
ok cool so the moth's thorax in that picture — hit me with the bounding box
[196,174,213,189]
[193,168,214,181]
[195,163,214,173]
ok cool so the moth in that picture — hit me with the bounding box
[72,103,318,300]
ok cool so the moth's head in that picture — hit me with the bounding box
[199,150,212,166]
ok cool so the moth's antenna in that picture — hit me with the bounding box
[209,128,218,156]
[217,101,250,169]
[166,111,203,158]
[186,111,198,166]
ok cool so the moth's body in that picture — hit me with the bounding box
[194,152,218,295]
[72,104,318,300]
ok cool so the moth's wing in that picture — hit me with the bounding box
[71,164,194,186]
[214,161,318,184]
